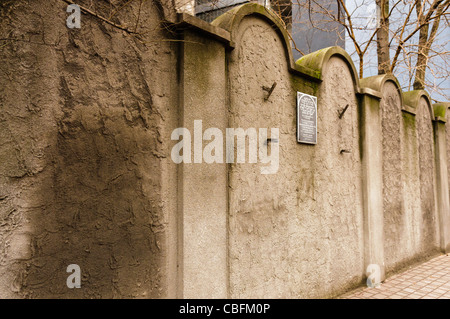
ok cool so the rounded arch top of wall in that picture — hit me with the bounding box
[295,46,361,94]
[433,102,449,122]
[208,2,444,117]
[211,3,322,82]
[403,90,434,120]
[360,74,404,106]
[210,3,373,95]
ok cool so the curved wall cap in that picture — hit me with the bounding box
[360,74,404,107]
[360,74,401,93]
[403,90,433,118]
[433,102,449,122]
[403,90,432,110]
[209,3,441,108]
[211,3,321,81]
[295,46,363,95]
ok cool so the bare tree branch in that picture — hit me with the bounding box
[62,0,140,35]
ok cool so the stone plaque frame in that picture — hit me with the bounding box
[297,92,317,144]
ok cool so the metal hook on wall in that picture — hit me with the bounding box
[262,82,277,101]
[338,104,349,119]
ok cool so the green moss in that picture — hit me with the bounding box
[403,90,433,112]
[402,112,416,131]
[289,74,319,96]
[433,103,449,119]
[295,46,359,86]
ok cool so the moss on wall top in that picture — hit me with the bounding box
[295,46,359,90]
[433,103,449,121]
[403,90,431,111]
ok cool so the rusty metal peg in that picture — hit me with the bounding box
[338,104,349,119]
[262,82,277,101]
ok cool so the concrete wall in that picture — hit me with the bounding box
[0,0,179,298]
[380,80,404,268]
[448,106,450,204]
[446,104,450,213]
[417,96,439,253]
[434,102,450,254]
[377,79,442,275]
[224,14,364,298]
[0,2,448,299]
[177,28,228,299]
[180,3,450,298]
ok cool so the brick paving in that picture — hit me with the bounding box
[340,254,450,299]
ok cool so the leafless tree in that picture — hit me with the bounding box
[52,0,450,100]
[270,0,450,100]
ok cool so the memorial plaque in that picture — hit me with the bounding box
[297,92,317,144]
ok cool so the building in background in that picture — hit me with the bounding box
[192,0,345,61]
[185,0,448,101]
[195,0,251,22]
[289,1,345,60]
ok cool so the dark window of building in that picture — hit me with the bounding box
[290,1,345,60]
[195,0,251,22]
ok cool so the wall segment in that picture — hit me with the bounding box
[175,3,449,298]
[0,2,448,298]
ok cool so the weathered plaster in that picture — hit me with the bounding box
[1,2,448,299]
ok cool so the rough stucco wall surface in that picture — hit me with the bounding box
[179,31,228,298]
[312,56,364,296]
[381,81,405,269]
[447,108,450,204]
[227,16,363,298]
[400,110,422,265]
[416,97,439,252]
[0,1,177,298]
[1,0,446,299]
[389,96,440,274]
[382,85,439,273]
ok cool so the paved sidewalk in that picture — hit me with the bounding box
[341,254,450,299]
